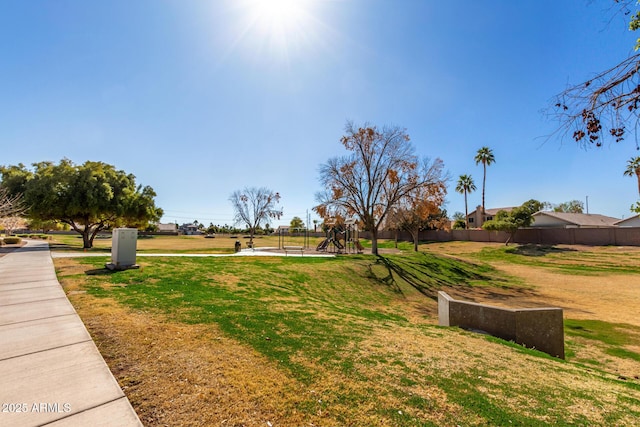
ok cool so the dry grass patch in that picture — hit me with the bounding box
[68,293,326,427]
[354,324,640,425]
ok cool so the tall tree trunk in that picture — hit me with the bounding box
[636,172,640,197]
[482,163,486,214]
[464,191,469,229]
[82,229,92,249]
[371,228,379,256]
[412,226,419,252]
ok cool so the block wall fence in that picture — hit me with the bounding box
[363,227,640,246]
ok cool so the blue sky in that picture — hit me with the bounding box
[1,0,638,227]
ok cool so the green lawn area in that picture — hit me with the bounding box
[55,240,640,426]
[49,232,324,253]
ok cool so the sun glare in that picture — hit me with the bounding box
[235,0,322,60]
[254,0,306,29]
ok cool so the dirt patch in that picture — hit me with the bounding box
[422,242,640,326]
[477,262,640,327]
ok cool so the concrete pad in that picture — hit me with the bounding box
[45,397,142,426]
[0,272,58,285]
[0,286,67,306]
[0,279,61,292]
[0,314,92,360]
[0,341,130,427]
[0,298,76,326]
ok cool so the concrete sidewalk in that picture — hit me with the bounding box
[0,240,142,427]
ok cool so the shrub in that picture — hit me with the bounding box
[3,237,22,244]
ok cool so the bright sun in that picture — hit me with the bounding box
[253,0,307,29]
[236,0,321,59]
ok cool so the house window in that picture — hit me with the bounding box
[468,218,474,223]
[487,216,493,221]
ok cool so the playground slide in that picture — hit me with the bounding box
[332,239,344,250]
[316,238,330,251]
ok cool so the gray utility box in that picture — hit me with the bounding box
[111,228,138,269]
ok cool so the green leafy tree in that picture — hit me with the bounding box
[0,159,162,248]
[455,174,476,229]
[624,156,640,197]
[474,147,495,214]
[521,199,550,214]
[229,187,282,246]
[482,201,537,245]
[290,216,305,231]
[315,121,448,255]
[27,218,65,233]
[553,200,584,214]
[452,212,465,221]
[451,212,466,230]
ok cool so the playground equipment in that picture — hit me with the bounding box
[316,218,363,254]
[278,226,310,250]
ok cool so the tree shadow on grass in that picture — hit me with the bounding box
[506,244,578,257]
[85,268,118,276]
[369,253,511,300]
[49,242,111,252]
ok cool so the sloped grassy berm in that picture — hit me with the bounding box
[65,250,640,425]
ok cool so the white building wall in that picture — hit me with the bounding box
[617,215,640,227]
[532,214,571,228]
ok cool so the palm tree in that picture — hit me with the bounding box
[474,146,496,214]
[623,156,640,197]
[455,174,476,229]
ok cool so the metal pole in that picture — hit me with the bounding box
[586,196,589,214]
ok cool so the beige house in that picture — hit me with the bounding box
[274,225,291,234]
[614,215,640,227]
[531,212,620,228]
[157,223,178,233]
[466,205,515,228]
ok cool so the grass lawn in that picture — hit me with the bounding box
[50,233,326,254]
[53,236,640,426]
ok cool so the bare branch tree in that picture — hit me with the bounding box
[550,53,640,148]
[0,187,27,234]
[548,1,640,148]
[229,187,282,247]
[0,216,25,236]
[315,121,448,255]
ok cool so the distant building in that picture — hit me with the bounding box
[466,205,515,228]
[531,212,620,228]
[179,223,201,235]
[157,223,178,233]
[614,215,640,227]
[274,225,291,234]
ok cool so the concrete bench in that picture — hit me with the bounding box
[438,291,564,359]
[283,246,304,256]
